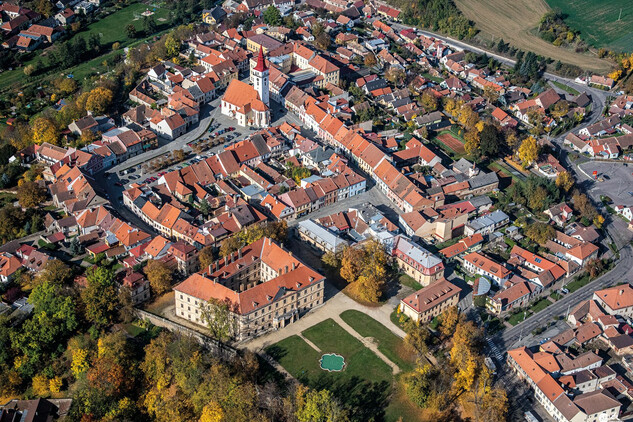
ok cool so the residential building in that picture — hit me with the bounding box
[399,278,461,323]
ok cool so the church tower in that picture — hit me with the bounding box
[252,47,270,107]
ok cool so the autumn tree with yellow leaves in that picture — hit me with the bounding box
[31,117,59,145]
[339,240,389,303]
[518,136,538,168]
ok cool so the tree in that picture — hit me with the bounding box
[200,298,238,342]
[525,222,555,245]
[143,15,157,35]
[518,136,538,168]
[404,320,430,356]
[385,67,405,86]
[464,129,480,159]
[572,190,597,221]
[364,53,377,67]
[200,402,224,422]
[555,171,574,192]
[404,364,436,408]
[263,6,282,26]
[219,236,241,258]
[24,64,36,76]
[479,124,502,157]
[295,386,349,422]
[321,251,339,269]
[34,259,72,287]
[315,32,331,50]
[81,266,118,328]
[31,117,59,145]
[145,260,173,295]
[528,185,548,211]
[311,21,324,38]
[86,87,114,115]
[482,86,499,103]
[199,198,211,216]
[165,34,181,58]
[36,0,53,17]
[13,281,77,376]
[199,247,214,272]
[17,181,46,208]
[420,92,438,112]
[339,246,364,284]
[438,306,460,337]
[126,24,137,39]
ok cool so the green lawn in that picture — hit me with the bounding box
[529,298,552,313]
[265,335,323,381]
[0,3,170,92]
[340,310,415,372]
[398,274,423,291]
[551,80,580,95]
[267,319,395,421]
[566,273,591,293]
[507,310,532,326]
[546,0,633,52]
[80,3,170,49]
[422,72,443,83]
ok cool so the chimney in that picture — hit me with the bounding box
[214,277,218,284]
[285,265,289,273]
[238,248,242,259]
[620,289,625,296]
[231,253,235,263]
[224,256,228,266]
[292,262,296,270]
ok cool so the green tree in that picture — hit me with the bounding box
[263,6,282,26]
[295,386,349,422]
[479,124,503,157]
[126,24,137,39]
[143,15,157,35]
[12,281,78,376]
[81,266,118,328]
[200,298,238,343]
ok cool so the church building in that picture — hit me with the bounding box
[220,48,271,128]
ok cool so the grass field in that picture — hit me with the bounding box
[551,80,580,95]
[546,0,633,52]
[452,0,612,73]
[340,310,416,372]
[267,319,394,421]
[0,2,170,92]
[398,274,423,291]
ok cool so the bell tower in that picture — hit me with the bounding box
[252,47,269,106]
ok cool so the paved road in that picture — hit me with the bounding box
[491,245,633,354]
[384,19,613,115]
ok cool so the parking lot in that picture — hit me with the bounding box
[577,161,633,205]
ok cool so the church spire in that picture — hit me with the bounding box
[254,47,268,72]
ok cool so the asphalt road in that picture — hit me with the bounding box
[491,245,633,354]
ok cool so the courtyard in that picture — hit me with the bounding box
[265,312,422,421]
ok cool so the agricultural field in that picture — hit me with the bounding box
[452,0,612,73]
[546,0,633,52]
